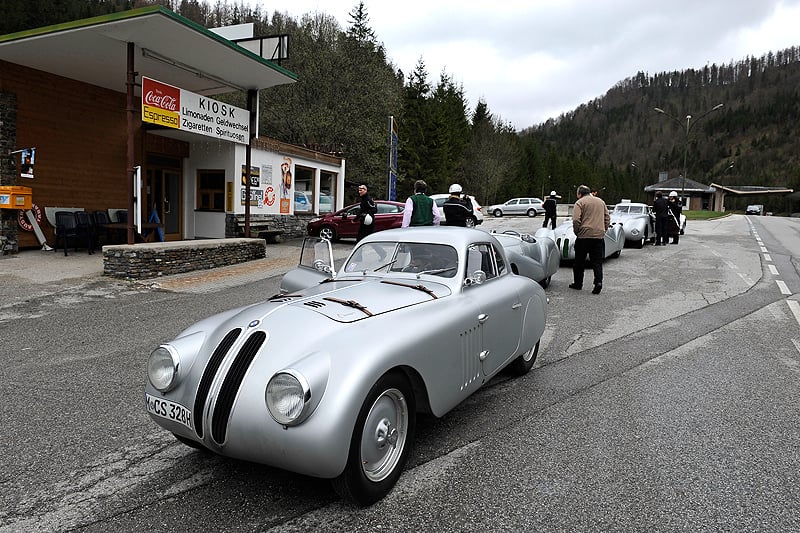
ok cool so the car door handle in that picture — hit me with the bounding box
[479,350,490,361]
[511,302,521,309]
[478,313,488,323]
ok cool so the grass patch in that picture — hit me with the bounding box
[684,210,725,220]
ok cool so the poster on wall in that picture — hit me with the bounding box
[240,188,264,207]
[241,165,260,187]
[19,148,35,178]
[280,157,293,214]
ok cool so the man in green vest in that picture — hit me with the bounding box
[401,180,440,227]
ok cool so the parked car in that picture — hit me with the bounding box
[552,220,625,261]
[490,228,560,288]
[609,202,656,248]
[307,200,405,241]
[430,193,484,227]
[746,204,764,215]
[487,197,545,217]
[146,228,548,506]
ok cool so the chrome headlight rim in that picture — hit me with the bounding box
[266,369,312,426]
[148,344,180,392]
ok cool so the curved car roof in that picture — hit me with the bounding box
[359,226,499,248]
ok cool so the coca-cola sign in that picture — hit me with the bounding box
[142,78,180,111]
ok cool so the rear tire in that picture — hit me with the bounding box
[332,372,415,506]
[527,209,537,217]
[465,217,476,228]
[508,341,540,376]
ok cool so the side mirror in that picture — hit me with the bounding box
[464,270,487,286]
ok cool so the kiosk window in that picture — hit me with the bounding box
[197,169,225,211]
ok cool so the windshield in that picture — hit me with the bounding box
[344,242,459,278]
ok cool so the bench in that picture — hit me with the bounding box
[236,221,284,243]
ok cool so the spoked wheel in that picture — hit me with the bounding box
[508,341,540,376]
[493,209,503,217]
[527,209,537,217]
[319,226,336,241]
[332,372,416,506]
[465,217,476,228]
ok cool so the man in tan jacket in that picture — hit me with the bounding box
[569,185,610,294]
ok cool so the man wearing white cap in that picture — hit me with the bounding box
[542,191,558,229]
[442,183,474,227]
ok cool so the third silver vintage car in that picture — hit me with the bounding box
[147,227,548,506]
[553,220,625,261]
[609,202,656,248]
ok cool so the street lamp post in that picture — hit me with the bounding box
[653,103,723,207]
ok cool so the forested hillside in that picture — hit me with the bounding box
[2,0,799,211]
[521,49,800,210]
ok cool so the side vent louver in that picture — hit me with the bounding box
[303,300,327,309]
[211,331,266,445]
[193,328,240,438]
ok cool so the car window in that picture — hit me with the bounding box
[346,206,360,216]
[615,205,629,213]
[507,199,518,206]
[520,199,529,205]
[492,244,506,275]
[385,242,457,277]
[377,203,402,214]
[466,243,497,280]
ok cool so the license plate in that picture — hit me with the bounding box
[146,393,193,430]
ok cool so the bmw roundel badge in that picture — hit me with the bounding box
[248,320,260,328]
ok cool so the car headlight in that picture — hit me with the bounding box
[309,217,322,224]
[266,370,311,426]
[630,228,640,236]
[148,345,179,392]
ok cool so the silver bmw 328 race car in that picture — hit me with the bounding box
[146,227,548,506]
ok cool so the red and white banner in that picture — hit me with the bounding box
[142,77,250,144]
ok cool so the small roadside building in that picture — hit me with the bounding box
[0,6,344,253]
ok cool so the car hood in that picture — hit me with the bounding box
[610,212,646,222]
[246,277,452,325]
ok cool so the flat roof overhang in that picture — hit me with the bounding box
[0,5,297,96]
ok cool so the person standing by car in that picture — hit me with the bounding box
[542,191,558,229]
[356,184,378,242]
[569,185,610,295]
[653,191,670,246]
[667,191,682,244]
[402,180,440,227]
[442,183,474,227]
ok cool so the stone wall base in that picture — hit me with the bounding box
[103,238,266,280]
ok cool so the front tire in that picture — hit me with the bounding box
[508,341,540,376]
[332,372,416,506]
[493,209,503,217]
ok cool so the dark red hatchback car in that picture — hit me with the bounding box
[307,200,406,241]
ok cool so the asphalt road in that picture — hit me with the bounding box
[2,214,799,532]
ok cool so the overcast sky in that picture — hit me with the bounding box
[257,0,800,129]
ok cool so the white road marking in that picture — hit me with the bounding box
[769,265,779,275]
[776,280,791,295]
[788,300,800,327]
[764,253,772,262]
[761,246,769,253]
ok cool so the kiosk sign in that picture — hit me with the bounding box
[142,77,250,144]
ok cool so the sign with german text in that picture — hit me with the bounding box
[142,77,250,145]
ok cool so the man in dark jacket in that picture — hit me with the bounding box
[356,184,377,242]
[667,191,682,244]
[652,191,670,246]
[542,191,558,229]
[442,183,474,227]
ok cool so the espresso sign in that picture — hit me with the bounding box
[142,77,250,144]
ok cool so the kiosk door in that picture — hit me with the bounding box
[145,159,182,241]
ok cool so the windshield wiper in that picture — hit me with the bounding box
[372,258,398,272]
[416,266,456,278]
[322,296,374,316]
[380,280,438,299]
